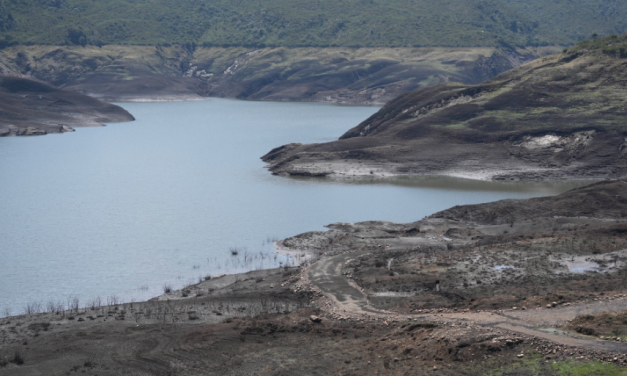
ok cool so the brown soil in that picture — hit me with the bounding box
[567,311,627,339]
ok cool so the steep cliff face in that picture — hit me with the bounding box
[262,35,627,181]
[0,45,555,104]
[0,76,134,136]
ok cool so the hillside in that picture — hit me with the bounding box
[1,1,626,104]
[262,34,627,181]
[0,0,626,48]
[0,45,557,103]
[0,75,134,136]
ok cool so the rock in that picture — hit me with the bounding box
[310,315,322,323]
[17,127,47,136]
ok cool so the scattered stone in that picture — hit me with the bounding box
[309,315,322,323]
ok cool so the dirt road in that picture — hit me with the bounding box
[307,250,627,353]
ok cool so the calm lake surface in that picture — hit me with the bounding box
[0,99,588,315]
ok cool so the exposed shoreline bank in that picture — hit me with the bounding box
[3,180,627,374]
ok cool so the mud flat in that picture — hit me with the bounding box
[3,180,627,374]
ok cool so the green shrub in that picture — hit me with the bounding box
[551,360,627,376]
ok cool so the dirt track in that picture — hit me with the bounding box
[305,248,627,354]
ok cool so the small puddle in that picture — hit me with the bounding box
[369,292,415,297]
[494,265,516,271]
[563,260,611,274]
[539,327,590,340]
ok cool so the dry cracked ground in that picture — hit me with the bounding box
[2,180,627,375]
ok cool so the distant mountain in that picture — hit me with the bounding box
[0,0,626,48]
[0,75,134,136]
[262,34,627,181]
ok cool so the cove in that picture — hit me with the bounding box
[0,99,588,315]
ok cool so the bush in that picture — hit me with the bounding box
[602,46,627,58]
[162,283,173,294]
[11,351,24,365]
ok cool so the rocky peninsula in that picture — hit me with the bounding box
[0,75,134,136]
[262,35,627,182]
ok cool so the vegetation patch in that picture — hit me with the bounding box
[1,0,627,48]
[568,311,627,339]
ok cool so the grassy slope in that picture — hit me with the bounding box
[343,33,627,140]
[261,34,627,180]
[0,0,626,48]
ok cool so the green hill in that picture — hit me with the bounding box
[1,0,627,48]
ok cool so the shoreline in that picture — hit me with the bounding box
[0,241,306,320]
[262,141,625,183]
[268,159,610,183]
[273,240,318,265]
[2,180,627,374]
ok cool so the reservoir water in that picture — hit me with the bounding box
[0,99,587,315]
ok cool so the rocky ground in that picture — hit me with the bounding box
[2,180,627,375]
[0,75,134,136]
[262,34,627,182]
